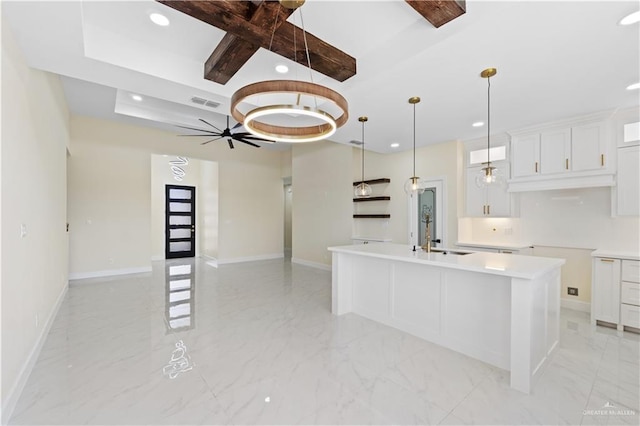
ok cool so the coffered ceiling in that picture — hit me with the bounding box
[2,1,638,153]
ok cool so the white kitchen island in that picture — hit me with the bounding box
[328,243,565,394]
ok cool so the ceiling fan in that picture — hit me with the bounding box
[177,116,275,149]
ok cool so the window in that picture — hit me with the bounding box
[469,146,507,165]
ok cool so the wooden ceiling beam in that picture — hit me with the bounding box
[405,0,466,28]
[204,1,294,84]
[158,0,356,83]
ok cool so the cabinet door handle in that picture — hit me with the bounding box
[535,162,538,173]
[600,258,615,263]
[483,205,486,215]
[487,205,491,215]
[565,158,569,170]
[601,154,605,167]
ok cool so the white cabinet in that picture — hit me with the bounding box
[592,257,621,326]
[621,260,640,329]
[616,145,640,216]
[509,116,613,192]
[512,134,539,178]
[456,243,533,255]
[540,128,571,175]
[465,163,512,217]
[572,122,607,172]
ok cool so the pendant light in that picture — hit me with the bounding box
[231,0,348,143]
[404,97,425,195]
[354,116,372,197]
[475,68,505,188]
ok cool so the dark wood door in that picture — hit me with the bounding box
[165,185,196,259]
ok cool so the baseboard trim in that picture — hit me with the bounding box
[561,298,591,313]
[1,282,68,424]
[291,257,331,271]
[217,253,284,265]
[69,266,152,281]
[201,255,218,268]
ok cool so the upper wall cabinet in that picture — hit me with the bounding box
[509,114,614,192]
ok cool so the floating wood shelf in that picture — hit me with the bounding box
[353,214,391,219]
[353,196,391,202]
[353,178,390,186]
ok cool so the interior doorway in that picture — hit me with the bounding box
[407,178,446,248]
[283,179,292,259]
[165,184,196,259]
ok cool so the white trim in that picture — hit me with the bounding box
[561,298,591,313]
[200,255,218,268]
[69,266,152,281]
[151,255,164,261]
[291,257,332,271]
[508,174,615,193]
[1,283,68,424]
[216,253,284,265]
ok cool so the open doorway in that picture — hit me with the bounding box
[283,178,292,259]
[407,178,446,248]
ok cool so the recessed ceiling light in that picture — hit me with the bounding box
[150,12,170,27]
[620,10,640,25]
[626,82,640,90]
[275,64,289,74]
[131,94,143,102]
[472,121,484,127]
[390,143,400,148]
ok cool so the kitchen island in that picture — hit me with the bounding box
[328,243,565,394]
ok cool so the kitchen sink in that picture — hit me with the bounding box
[428,248,472,255]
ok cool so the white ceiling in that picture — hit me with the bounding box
[2,0,639,153]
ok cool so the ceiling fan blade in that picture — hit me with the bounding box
[232,121,243,130]
[201,137,223,145]
[199,118,222,133]
[232,132,275,142]
[227,139,235,149]
[236,139,261,148]
[176,125,219,135]
[178,134,221,137]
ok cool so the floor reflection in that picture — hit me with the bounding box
[165,258,196,332]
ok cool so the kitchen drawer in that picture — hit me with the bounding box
[621,303,640,328]
[621,260,640,283]
[621,282,640,306]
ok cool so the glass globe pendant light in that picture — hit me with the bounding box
[404,97,425,195]
[354,116,372,197]
[475,68,505,188]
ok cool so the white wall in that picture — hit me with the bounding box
[198,160,219,259]
[1,22,70,420]
[68,116,285,275]
[292,142,353,267]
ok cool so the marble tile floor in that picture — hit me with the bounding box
[8,258,640,425]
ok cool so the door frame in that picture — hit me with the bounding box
[407,177,446,248]
[165,184,196,259]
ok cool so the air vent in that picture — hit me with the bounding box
[349,140,363,146]
[191,97,220,109]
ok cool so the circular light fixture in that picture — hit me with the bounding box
[231,80,348,143]
[149,12,170,27]
[275,64,289,74]
[626,82,640,90]
[279,0,305,9]
[131,94,143,102]
[390,143,400,148]
[472,121,484,127]
[620,10,640,25]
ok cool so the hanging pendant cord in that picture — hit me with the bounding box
[487,76,491,167]
[413,103,416,178]
[361,120,365,183]
[268,3,281,52]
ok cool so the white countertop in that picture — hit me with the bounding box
[456,241,533,250]
[591,249,640,261]
[328,243,564,280]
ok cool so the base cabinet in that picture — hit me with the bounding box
[592,257,621,325]
[592,256,640,331]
